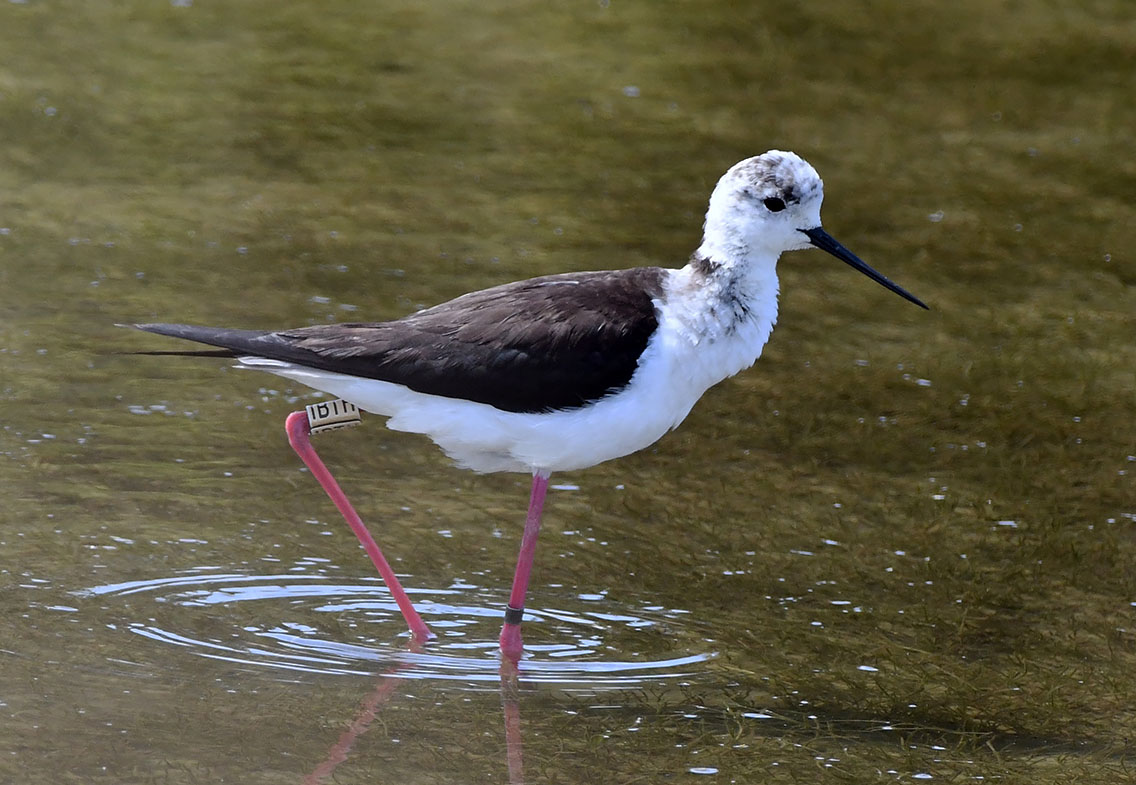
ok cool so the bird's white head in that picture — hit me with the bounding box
[699,150,824,263]
[696,150,928,310]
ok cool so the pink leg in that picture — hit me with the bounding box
[499,471,550,661]
[286,411,433,642]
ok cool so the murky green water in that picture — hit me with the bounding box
[2,1,1134,782]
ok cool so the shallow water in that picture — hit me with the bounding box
[2,1,1134,783]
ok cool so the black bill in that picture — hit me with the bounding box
[800,226,928,310]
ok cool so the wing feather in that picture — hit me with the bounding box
[131,268,666,413]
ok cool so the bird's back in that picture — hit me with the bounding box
[133,267,667,414]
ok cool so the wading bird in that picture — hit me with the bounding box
[126,151,927,660]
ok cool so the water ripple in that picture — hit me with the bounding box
[75,571,715,688]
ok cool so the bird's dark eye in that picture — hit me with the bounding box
[763,197,786,213]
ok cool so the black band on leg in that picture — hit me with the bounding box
[503,605,525,626]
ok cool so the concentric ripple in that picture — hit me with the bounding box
[75,570,715,687]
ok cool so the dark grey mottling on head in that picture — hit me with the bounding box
[729,151,822,205]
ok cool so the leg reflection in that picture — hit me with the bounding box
[302,642,422,785]
[500,658,525,784]
[303,646,528,784]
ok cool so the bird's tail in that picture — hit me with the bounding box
[125,348,238,357]
[116,323,273,357]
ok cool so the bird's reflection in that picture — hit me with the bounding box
[302,644,526,785]
[500,658,525,784]
[301,641,425,785]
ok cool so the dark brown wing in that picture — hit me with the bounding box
[130,268,666,413]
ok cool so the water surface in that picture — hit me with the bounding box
[1,1,1133,782]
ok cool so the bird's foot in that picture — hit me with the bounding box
[499,622,524,663]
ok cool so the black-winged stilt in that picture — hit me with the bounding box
[125,151,927,660]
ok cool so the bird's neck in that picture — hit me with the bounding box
[650,248,780,399]
[695,231,781,303]
[667,244,781,341]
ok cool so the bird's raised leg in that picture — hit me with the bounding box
[285,410,433,642]
[499,470,550,661]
